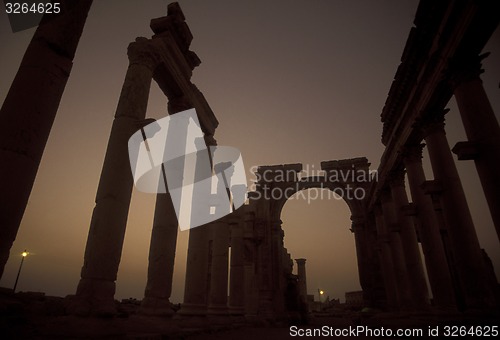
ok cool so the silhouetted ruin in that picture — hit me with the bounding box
[1,0,499,338]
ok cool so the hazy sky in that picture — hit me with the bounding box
[0,0,499,303]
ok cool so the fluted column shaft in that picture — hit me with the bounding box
[178,139,216,316]
[403,144,456,308]
[0,0,93,278]
[389,170,430,309]
[351,217,373,307]
[374,204,399,310]
[229,221,245,315]
[452,55,500,242]
[140,98,192,316]
[423,114,494,308]
[207,221,230,315]
[380,189,413,309]
[295,258,308,306]
[75,39,160,316]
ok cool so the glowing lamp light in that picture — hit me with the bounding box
[13,249,29,292]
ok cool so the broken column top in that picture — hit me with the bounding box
[150,2,200,69]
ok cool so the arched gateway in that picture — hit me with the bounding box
[241,157,385,319]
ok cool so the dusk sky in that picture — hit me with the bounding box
[0,0,499,303]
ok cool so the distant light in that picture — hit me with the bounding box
[319,290,324,295]
[22,251,28,257]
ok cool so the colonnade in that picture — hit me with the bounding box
[365,52,500,311]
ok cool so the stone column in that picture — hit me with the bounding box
[0,0,93,278]
[178,135,217,316]
[243,211,259,318]
[380,188,413,309]
[295,259,308,307]
[388,169,430,309]
[207,221,230,315]
[139,98,192,316]
[229,220,245,315]
[402,143,456,308]
[451,54,500,243]
[178,225,210,316]
[351,216,372,307]
[73,38,160,316]
[373,204,399,310]
[363,216,387,308]
[422,112,494,308]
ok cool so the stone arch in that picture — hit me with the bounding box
[246,157,383,317]
[270,176,360,224]
[253,158,373,224]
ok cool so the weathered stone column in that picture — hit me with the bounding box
[402,143,456,308]
[243,210,259,318]
[373,204,399,310]
[178,136,217,316]
[272,220,287,317]
[140,98,192,316]
[0,0,93,278]
[229,220,245,315]
[207,221,230,315]
[388,169,430,309]
[451,54,500,243]
[363,216,387,308]
[178,225,210,316]
[74,38,160,316]
[423,112,494,308]
[351,216,372,307]
[295,259,308,307]
[380,188,413,309]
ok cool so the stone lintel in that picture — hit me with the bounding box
[321,157,370,172]
[452,141,480,160]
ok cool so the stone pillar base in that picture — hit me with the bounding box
[67,278,116,317]
[177,303,207,316]
[139,297,174,316]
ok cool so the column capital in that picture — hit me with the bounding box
[295,258,306,265]
[418,108,449,138]
[387,167,406,188]
[401,143,425,164]
[448,52,489,88]
[127,37,162,71]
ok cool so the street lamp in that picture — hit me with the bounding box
[318,289,324,303]
[13,249,28,292]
